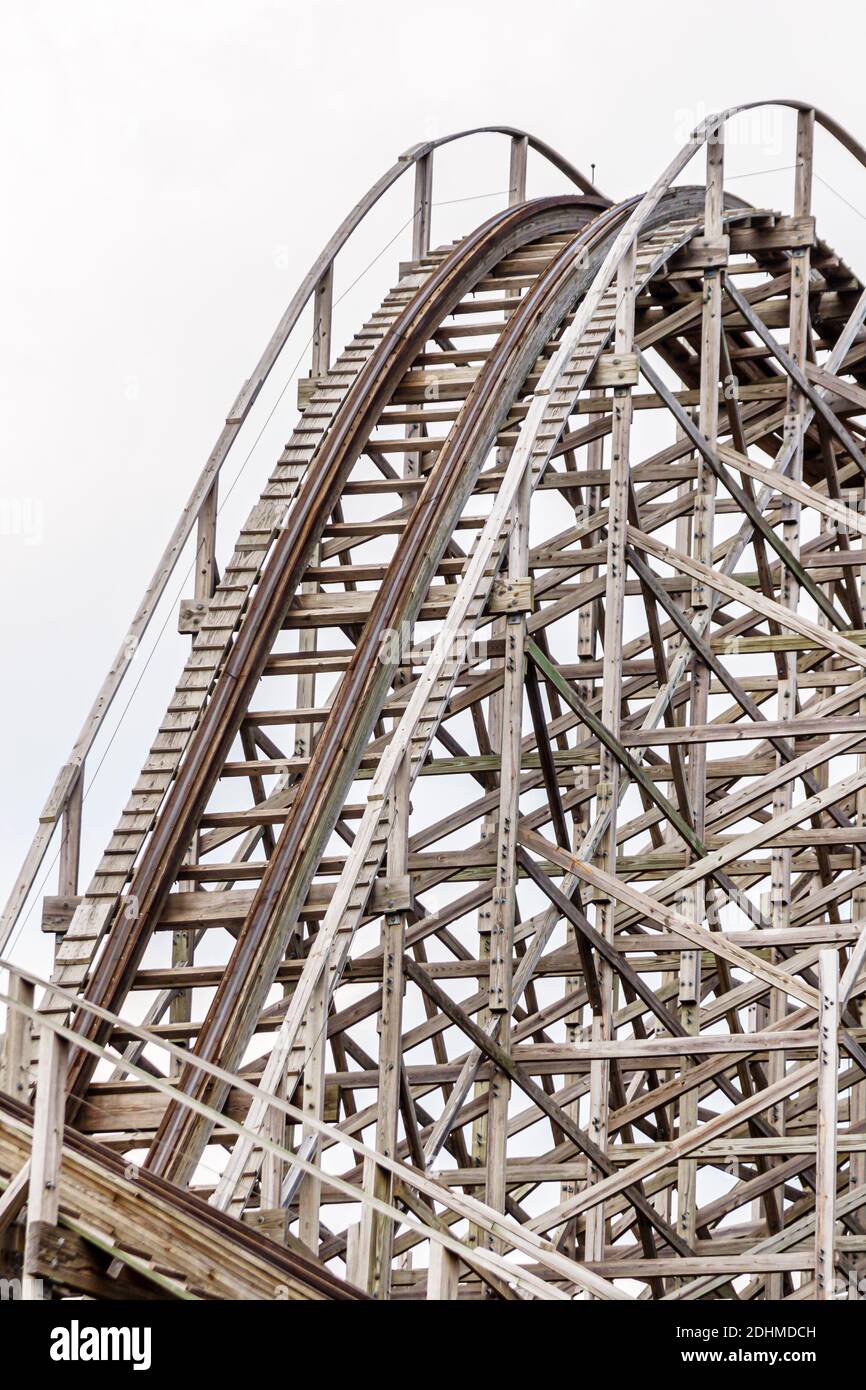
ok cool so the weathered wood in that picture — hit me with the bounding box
[9,102,866,1301]
[22,1027,67,1299]
[816,948,840,1299]
[426,1240,459,1299]
[2,971,34,1102]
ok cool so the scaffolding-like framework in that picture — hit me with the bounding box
[4,102,866,1300]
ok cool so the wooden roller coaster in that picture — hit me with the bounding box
[4,102,866,1301]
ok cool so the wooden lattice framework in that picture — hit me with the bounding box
[4,102,866,1300]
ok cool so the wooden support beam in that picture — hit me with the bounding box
[58,768,83,900]
[2,971,34,1103]
[426,1240,460,1299]
[816,948,840,1299]
[312,264,334,378]
[402,954,690,1258]
[412,152,433,261]
[586,238,635,1272]
[357,757,410,1296]
[508,135,528,206]
[297,968,327,1254]
[0,1159,30,1235]
[22,1026,68,1299]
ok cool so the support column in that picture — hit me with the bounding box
[357,757,410,1297]
[22,1025,68,1300]
[312,264,333,379]
[485,466,531,1241]
[2,971,34,1102]
[562,414,602,1249]
[56,765,83,977]
[816,949,839,1300]
[508,135,528,207]
[279,277,333,1225]
[852,561,866,1297]
[194,479,219,600]
[768,111,813,1292]
[173,481,220,1060]
[412,153,433,262]
[677,125,724,1252]
[58,770,83,900]
[297,965,327,1254]
[427,1240,459,1300]
[469,135,525,1235]
[585,241,636,1271]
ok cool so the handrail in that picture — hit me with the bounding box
[0,126,602,951]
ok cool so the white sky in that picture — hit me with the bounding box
[3,0,866,977]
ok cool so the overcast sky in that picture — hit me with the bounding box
[4,0,866,974]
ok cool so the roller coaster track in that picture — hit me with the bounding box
[5,104,866,1300]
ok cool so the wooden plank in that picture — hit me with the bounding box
[22,1027,67,1299]
[816,948,839,1300]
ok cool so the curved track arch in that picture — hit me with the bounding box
[5,104,866,1300]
